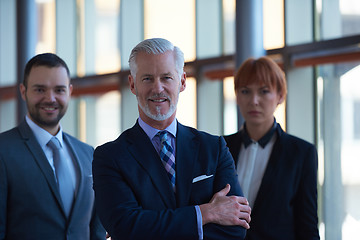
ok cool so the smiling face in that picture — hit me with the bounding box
[129,51,186,129]
[20,65,72,135]
[236,82,283,129]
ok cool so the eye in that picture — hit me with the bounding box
[164,76,172,80]
[55,88,66,94]
[142,77,152,82]
[34,88,45,93]
[260,88,270,94]
[240,88,249,94]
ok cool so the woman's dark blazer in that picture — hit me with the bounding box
[224,123,320,240]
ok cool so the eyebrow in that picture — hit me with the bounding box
[140,72,174,78]
[31,84,68,88]
[140,74,153,78]
[161,72,173,76]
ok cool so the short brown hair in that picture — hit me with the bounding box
[234,56,287,98]
[23,53,70,88]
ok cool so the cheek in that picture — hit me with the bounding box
[27,94,41,104]
[264,98,279,111]
[236,96,246,107]
[136,89,147,99]
[57,95,71,105]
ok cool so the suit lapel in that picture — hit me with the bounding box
[228,132,242,167]
[128,123,176,209]
[18,121,63,210]
[175,123,198,207]
[63,134,82,221]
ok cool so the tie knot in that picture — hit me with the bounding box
[48,137,61,150]
[158,131,169,143]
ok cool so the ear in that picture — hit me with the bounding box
[128,74,136,95]
[19,84,27,101]
[180,72,186,92]
[69,84,73,95]
[278,93,285,105]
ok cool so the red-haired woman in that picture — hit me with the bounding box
[224,56,320,240]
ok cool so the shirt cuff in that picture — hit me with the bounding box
[195,205,203,240]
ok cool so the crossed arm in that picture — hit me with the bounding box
[200,184,251,228]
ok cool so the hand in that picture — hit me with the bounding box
[199,184,251,229]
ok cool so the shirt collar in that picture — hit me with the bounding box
[138,117,177,140]
[25,115,64,148]
[241,119,277,148]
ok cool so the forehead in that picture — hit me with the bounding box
[27,66,70,86]
[135,51,177,74]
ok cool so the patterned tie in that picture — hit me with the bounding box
[158,131,176,191]
[48,137,74,217]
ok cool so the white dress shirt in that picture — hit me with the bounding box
[236,121,277,208]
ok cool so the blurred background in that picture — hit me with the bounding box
[0,0,359,239]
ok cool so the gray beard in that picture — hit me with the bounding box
[137,96,178,121]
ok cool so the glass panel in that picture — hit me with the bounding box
[223,0,235,54]
[144,0,196,62]
[177,77,197,128]
[274,100,286,131]
[94,0,121,74]
[286,0,313,45]
[94,91,121,146]
[339,0,360,37]
[197,0,221,58]
[0,99,16,132]
[0,0,16,86]
[223,77,237,135]
[263,0,284,49]
[318,0,360,40]
[36,0,56,53]
[317,61,360,240]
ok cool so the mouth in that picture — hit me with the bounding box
[148,93,170,104]
[149,98,167,103]
[248,110,260,115]
[40,105,59,113]
[43,107,57,111]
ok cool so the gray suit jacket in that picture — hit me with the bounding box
[0,120,105,240]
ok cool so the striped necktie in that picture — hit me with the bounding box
[48,137,74,217]
[158,131,176,191]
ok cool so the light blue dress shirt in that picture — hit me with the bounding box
[25,115,79,196]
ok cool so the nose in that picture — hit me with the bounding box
[153,78,164,93]
[44,90,56,102]
[251,93,259,105]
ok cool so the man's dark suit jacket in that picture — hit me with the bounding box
[224,123,320,240]
[93,121,247,240]
[0,120,105,240]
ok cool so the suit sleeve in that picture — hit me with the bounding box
[0,155,7,240]
[81,145,106,240]
[202,136,246,240]
[89,203,107,240]
[92,145,199,240]
[294,144,320,240]
[69,140,106,240]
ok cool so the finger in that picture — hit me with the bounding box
[216,184,231,197]
[237,196,249,205]
[239,204,251,214]
[238,218,250,229]
[238,211,251,224]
